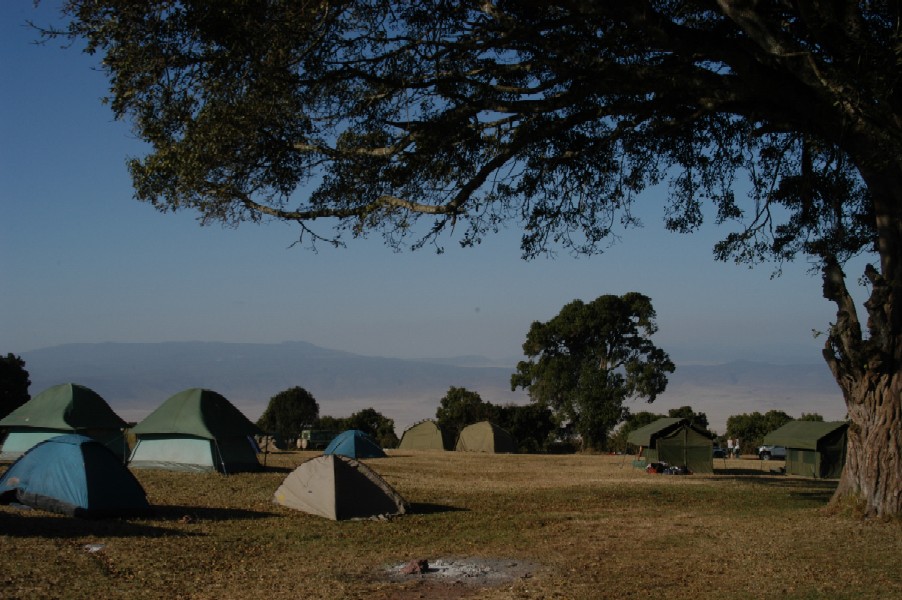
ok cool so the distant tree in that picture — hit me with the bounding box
[726,410,794,453]
[0,353,30,420]
[312,415,348,437]
[512,293,674,451]
[667,406,709,430]
[345,407,399,448]
[256,386,319,443]
[494,403,556,453]
[436,387,497,442]
[798,413,825,422]
[608,411,667,453]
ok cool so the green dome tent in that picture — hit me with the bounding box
[0,383,127,461]
[455,421,517,453]
[763,421,848,479]
[129,388,263,473]
[627,418,715,474]
[397,420,452,451]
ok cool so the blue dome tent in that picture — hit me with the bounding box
[0,434,151,518]
[323,430,386,459]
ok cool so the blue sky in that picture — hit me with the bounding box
[0,1,869,368]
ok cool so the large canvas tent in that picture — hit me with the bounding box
[274,454,408,520]
[0,383,127,461]
[129,388,263,473]
[763,421,848,478]
[455,421,517,453]
[397,420,451,451]
[323,430,386,459]
[627,418,715,474]
[0,434,151,518]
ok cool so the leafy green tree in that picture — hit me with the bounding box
[726,410,794,453]
[345,407,399,448]
[313,415,347,432]
[256,386,319,443]
[798,413,825,422]
[494,403,556,454]
[667,406,709,430]
[52,2,902,515]
[609,411,667,454]
[435,387,497,443]
[0,353,30,419]
[512,293,674,451]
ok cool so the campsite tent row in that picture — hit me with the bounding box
[0,384,263,473]
[398,420,517,453]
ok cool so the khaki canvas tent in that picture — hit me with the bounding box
[762,420,848,478]
[0,383,127,461]
[397,420,452,450]
[455,421,517,453]
[273,454,408,520]
[129,388,263,473]
[627,418,715,474]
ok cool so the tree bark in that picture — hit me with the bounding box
[829,369,902,517]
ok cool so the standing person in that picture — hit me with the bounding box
[733,438,741,458]
[727,437,734,458]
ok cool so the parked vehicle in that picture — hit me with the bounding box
[712,446,726,458]
[757,445,787,460]
[299,429,340,450]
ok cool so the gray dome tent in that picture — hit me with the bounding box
[274,454,408,520]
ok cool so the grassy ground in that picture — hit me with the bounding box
[1,451,900,599]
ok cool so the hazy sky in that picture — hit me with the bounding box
[1,2,871,368]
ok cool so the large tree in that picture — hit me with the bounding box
[0,353,31,419]
[52,2,902,515]
[511,293,675,450]
[435,386,497,443]
[256,386,319,443]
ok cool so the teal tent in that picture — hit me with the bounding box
[129,388,263,473]
[323,430,386,459]
[627,418,715,474]
[0,383,127,461]
[763,421,848,478]
[0,434,150,518]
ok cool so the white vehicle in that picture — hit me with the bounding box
[757,445,787,460]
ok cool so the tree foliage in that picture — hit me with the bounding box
[512,293,674,450]
[344,407,399,448]
[256,386,319,442]
[725,410,794,452]
[0,353,31,420]
[314,408,398,448]
[50,1,902,515]
[667,406,709,430]
[435,386,497,443]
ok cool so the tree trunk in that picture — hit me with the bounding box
[829,370,902,517]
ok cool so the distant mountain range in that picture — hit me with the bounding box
[19,341,847,434]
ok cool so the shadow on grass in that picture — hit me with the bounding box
[0,507,194,538]
[408,502,469,515]
[1,501,276,538]
[713,471,838,503]
[151,504,277,522]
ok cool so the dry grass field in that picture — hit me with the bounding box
[1,451,900,599]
